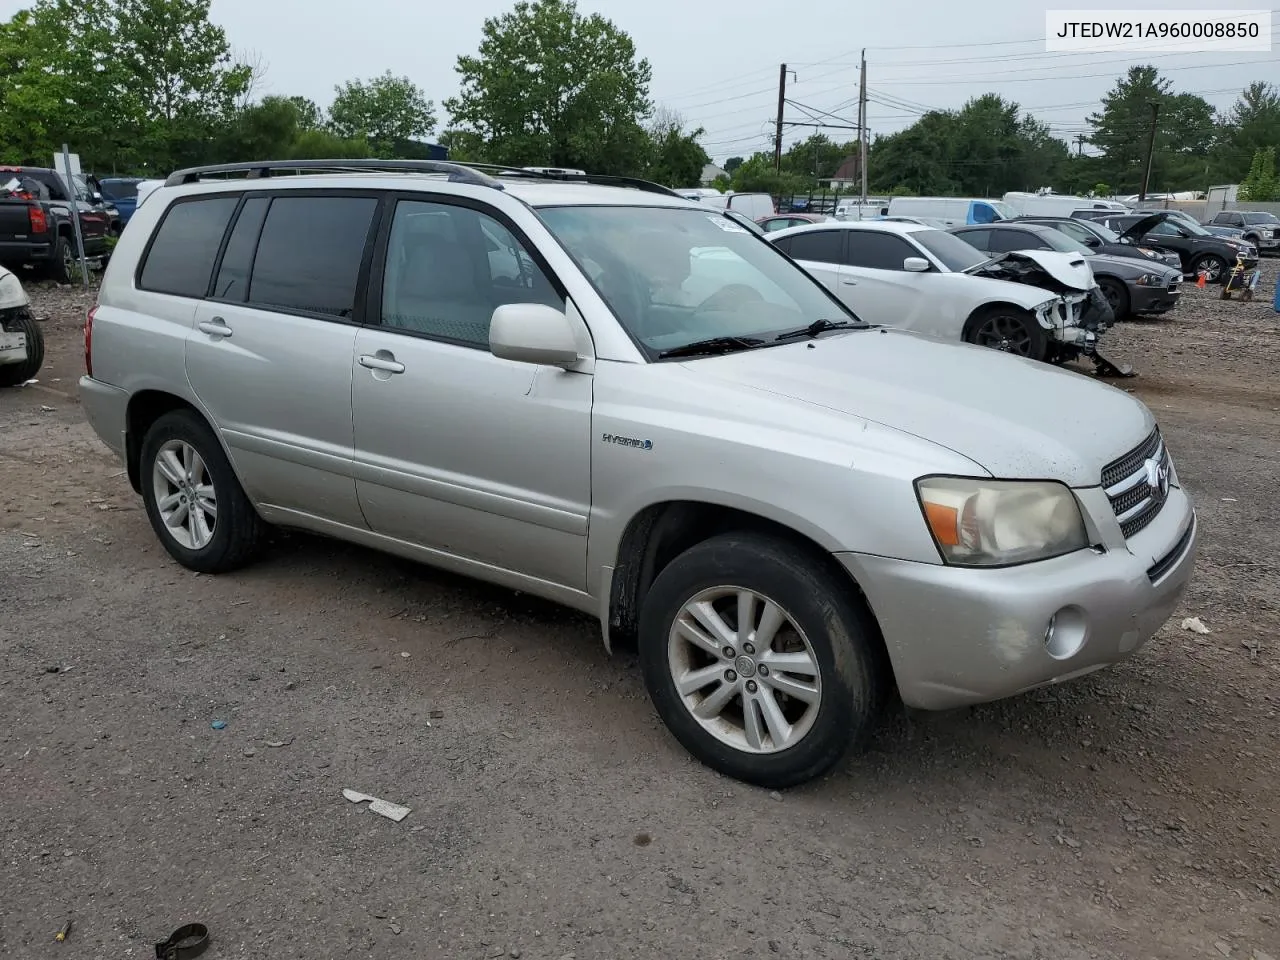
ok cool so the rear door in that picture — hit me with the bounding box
[184,191,380,528]
[772,229,845,296]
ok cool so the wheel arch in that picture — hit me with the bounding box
[962,299,1038,338]
[124,390,240,496]
[604,499,891,676]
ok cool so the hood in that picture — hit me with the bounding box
[965,249,1094,292]
[690,329,1154,487]
[1118,211,1170,242]
[1090,252,1179,280]
[0,264,30,309]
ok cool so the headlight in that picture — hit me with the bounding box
[0,271,26,306]
[915,476,1089,567]
[1133,273,1159,286]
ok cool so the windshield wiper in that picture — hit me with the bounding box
[657,335,768,359]
[773,318,873,341]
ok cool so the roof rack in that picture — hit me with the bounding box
[162,158,685,199]
[164,159,506,190]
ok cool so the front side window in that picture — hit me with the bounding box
[380,199,563,348]
[1244,212,1279,224]
[912,228,989,271]
[139,196,240,298]
[780,229,844,265]
[537,205,855,356]
[951,228,992,253]
[985,230,1049,254]
[248,195,378,318]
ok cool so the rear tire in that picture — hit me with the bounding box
[963,305,1048,362]
[0,309,44,387]
[638,533,887,789]
[139,409,263,573]
[42,234,74,285]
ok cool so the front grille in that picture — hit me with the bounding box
[1102,428,1170,538]
[1167,280,1179,293]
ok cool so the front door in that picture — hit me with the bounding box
[350,195,593,591]
[836,230,934,327]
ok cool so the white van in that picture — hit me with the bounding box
[1002,192,1127,218]
[675,190,775,221]
[885,196,1015,226]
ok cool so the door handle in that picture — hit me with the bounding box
[841,278,858,285]
[197,317,232,338]
[359,354,406,374]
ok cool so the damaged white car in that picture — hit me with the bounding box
[0,264,43,387]
[767,220,1125,374]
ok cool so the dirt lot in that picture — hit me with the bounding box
[2,266,1279,960]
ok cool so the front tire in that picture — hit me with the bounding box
[963,305,1048,362]
[140,410,263,573]
[0,309,44,387]
[638,533,887,789]
[1192,254,1228,285]
[1097,278,1130,320]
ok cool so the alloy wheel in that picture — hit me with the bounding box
[152,439,218,550]
[667,586,822,754]
[974,313,1032,355]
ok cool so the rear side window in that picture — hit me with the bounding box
[138,197,239,298]
[782,230,844,265]
[247,196,378,318]
[986,229,1046,253]
[844,231,918,270]
[953,228,991,251]
[212,197,269,301]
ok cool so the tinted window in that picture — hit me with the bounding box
[1244,212,1278,224]
[1051,220,1099,246]
[381,200,563,348]
[986,229,1047,253]
[212,197,269,301]
[971,202,997,224]
[912,228,988,271]
[952,228,991,252]
[248,195,377,318]
[784,230,844,264]
[844,231,918,269]
[139,197,239,298]
[1148,221,1181,237]
[102,179,139,200]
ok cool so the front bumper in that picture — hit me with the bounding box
[79,375,131,460]
[837,485,1197,710]
[1130,282,1181,314]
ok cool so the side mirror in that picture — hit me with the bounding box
[903,256,930,272]
[489,303,580,367]
[1083,236,1101,248]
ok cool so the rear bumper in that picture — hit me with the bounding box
[838,487,1197,710]
[0,240,52,262]
[79,376,130,460]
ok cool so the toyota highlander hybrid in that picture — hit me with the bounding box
[78,160,1199,788]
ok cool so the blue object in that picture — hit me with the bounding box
[1274,273,1280,313]
[210,719,227,730]
[98,177,144,225]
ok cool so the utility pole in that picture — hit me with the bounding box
[858,48,868,205]
[1138,100,1160,203]
[774,64,788,172]
[1074,134,1086,157]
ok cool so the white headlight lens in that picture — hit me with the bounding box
[916,477,1089,567]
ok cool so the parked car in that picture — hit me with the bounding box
[0,169,110,283]
[875,214,951,229]
[950,222,1182,320]
[1002,192,1127,218]
[766,220,1112,364]
[1206,210,1280,253]
[0,262,42,386]
[1082,211,1258,283]
[1129,208,1245,241]
[719,209,766,235]
[757,213,830,232]
[1013,216,1183,271]
[80,159,1197,788]
[886,196,1016,226]
[98,177,146,226]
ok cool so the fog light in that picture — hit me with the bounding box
[1043,606,1088,660]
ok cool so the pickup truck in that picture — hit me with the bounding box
[0,166,111,283]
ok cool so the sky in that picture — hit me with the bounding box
[3,0,1277,164]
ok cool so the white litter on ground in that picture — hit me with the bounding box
[343,789,411,822]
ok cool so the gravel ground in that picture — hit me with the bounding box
[2,263,1279,960]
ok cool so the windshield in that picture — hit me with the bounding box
[1058,218,1120,244]
[1033,228,1094,255]
[989,200,1017,220]
[911,228,988,271]
[537,205,856,356]
[1244,212,1279,224]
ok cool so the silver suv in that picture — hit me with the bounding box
[79,160,1198,788]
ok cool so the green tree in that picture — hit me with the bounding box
[285,95,324,130]
[110,0,253,169]
[1212,82,1280,183]
[1238,147,1278,201]
[643,108,708,187]
[329,70,436,154]
[729,152,811,196]
[444,0,653,174]
[1086,66,1216,193]
[781,133,850,183]
[723,156,744,175]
